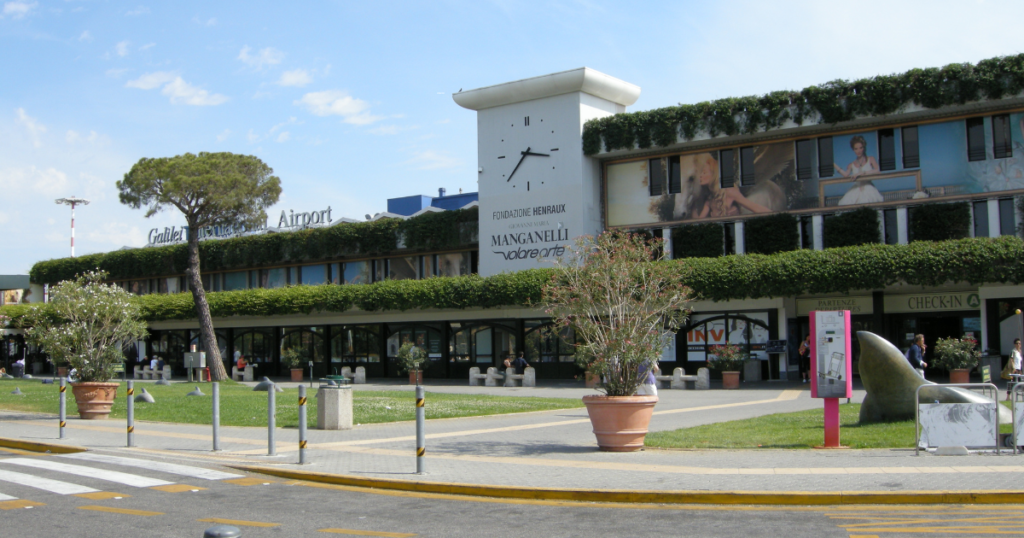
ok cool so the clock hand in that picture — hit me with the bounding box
[507,151,529,182]
[522,151,549,157]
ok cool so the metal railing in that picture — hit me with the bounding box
[915,383,1001,456]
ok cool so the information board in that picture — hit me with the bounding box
[810,310,852,399]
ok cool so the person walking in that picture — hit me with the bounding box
[907,334,927,373]
[798,335,811,384]
[1007,338,1022,400]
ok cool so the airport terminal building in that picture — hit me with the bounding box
[10,56,1024,381]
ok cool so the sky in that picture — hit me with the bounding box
[2,0,1023,274]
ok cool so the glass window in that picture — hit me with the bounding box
[422,255,434,278]
[130,280,149,295]
[973,200,990,237]
[967,117,986,162]
[818,137,834,177]
[388,257,419,280]
[436,252,471,277]
[878,128,896,171]
[475,328,492,364]
[223,271,248,291]
[373,260,385,282]
[280,326,325,366]
[902,126,919,168]
[668,156,681,194]
[524,321,575,364]
[648,158,665,196]
[739,146,755,186]
[1000,198,1017,236]
[263,268,287,289]
[157,278,169,294]
[288,267,298,286]
[723,223,735,255]
[331,263,342,284]
[300,264,327,286]
[330,325,381,364]
[795,139,814,180]
[884,209,899,245]
[800,216,814,249]
[234,329,274,364]
[993,114,1013,159]
[165,277,179,294]
[719,149,735,188]
[343,261,370,284]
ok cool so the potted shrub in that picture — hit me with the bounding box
[396,342,428,385]
[544,232,691,452]
[933,335,981,384]
[281,348,306,381]
[707,344,747,389]
[22,271,147,419]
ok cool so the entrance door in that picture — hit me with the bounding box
[917,315,964,367]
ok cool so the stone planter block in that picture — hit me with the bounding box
[317,385,353,430]
[696,368,710,390]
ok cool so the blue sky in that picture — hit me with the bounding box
[2,0,1023,274]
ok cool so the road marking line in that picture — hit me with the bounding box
[318,528,417,537]
[0,468,99,495]
[74,492,129,500]
[150,484,206,493]
[61,453,243,481]
[223,477,274,486]
[848,535,880,538]
[79,505,163,516]
[0,492,16,501]
[197,518,279,527]
[0,458,174,488]
[15,420,266,446]
[0,500,44,510]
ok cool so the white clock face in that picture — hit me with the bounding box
[495,115,559,192]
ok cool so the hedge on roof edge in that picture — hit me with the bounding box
[5,237,1022,324]
[582,53,1024,155]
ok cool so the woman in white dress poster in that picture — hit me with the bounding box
[834,135,884,206]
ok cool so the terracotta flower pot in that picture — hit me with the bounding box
[70,382,119,420]
[409,370,423,385]
[582,394,658,452]
[949,368,970,384]
[290,368,303,382]
[722,371,740,389]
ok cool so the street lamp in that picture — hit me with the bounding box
[55,196,90,258]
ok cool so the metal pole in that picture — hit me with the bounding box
[267,383,276,456]
[59,377,66,439]
[415,386,425,474]
[212,382,221,451]
[298,385,307,464]
[126,380,135,447]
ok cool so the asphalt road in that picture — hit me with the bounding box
[1,449,1016,538]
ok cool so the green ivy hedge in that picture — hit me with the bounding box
[909,202,970,242]
[30,207,479,284]
[582,53,1024,155]
[672,223,724,258]
[743,213,799,255]
[6,237,1022,324]
[823,207,881,248]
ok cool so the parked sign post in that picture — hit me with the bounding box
[810,310,852,448]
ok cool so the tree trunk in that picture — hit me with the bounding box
[186,227,227,382]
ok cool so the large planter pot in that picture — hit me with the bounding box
[581,394,658,452]
[70,382,119,420]
[409,370,423,385]
[721,371,740,389]
[290,368,303,382]
[949,368,970,384]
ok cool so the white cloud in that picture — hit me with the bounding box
[237,46,284,69]
[216,129,231,142]
[402,150,462,171]
[139,43,155,51]
[247,129,259,143]
[294,90,381,125]
[115,40,130,57]
[124,6,149,16]
[105,68,128,79]
[0,166,69,195]
[268,116,297,134]
[78,30,92,42]
[369,124,418,136]
[192,16,216,26]
[88,222,146,247]
[276,131,290,143]
[277,69,313,87]
[66,130,99,144]
[126,72,228,106]
[2,1,36,19]
[15,108,46,148]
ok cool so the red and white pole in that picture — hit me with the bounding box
[55,196,89,259]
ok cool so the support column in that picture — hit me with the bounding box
[988,198,1001,238]
[734,221,745,255]
[812,215,824,250]
[896,207,909,244]
[662,227,673,260]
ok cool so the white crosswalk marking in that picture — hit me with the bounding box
[60,453,243,481]
[0,468,99,495]
[0,492,19,501]
[0,458,173,488]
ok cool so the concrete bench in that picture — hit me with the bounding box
[503,366,536,387]
[135,365,172,380]
[340,366,366,384]
[231,365,255,382]
[654,367,709,390]
[469,366,506,387]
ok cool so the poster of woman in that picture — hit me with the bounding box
[835,135,883,206]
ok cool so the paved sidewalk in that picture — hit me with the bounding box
[3,381,1024,498]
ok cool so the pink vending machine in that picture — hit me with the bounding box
[810,310,852,447]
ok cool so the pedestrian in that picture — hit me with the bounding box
[509,351,528,375]
[1008,338,1022,400]
[906,334,927,371]
[798,335,811,384]
[236,353,247,371]
[637,360,660,396]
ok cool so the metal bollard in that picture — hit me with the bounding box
[203,524,241,537]
[126,380,135,447]
[59,377,66,439]
[212,382,221,452]
[415,386,425,474]
[298,385,307,464]
[267,382,276,456]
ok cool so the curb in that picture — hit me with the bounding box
[0,437,87,454]
[228,465,1024,505]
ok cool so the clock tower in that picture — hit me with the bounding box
[454,68,640,276]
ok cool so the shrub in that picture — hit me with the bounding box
[744,213,799,255]
[823,207,881,248]
[933,335,982,371]
[673,223,724,258]
[909,203,970,242]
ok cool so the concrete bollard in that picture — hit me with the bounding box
[59,377,66,439]
[126,380,135,447]
[267,382,276,456]
[415,386,425,475]
[298,385,307,465]
[212,382,221,452]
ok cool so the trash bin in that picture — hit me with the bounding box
[31,362,43,375]
[317,383,353,430]
[11,363,24,378]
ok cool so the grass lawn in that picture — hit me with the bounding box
[0,378,583,429]
[645,402,1014,450]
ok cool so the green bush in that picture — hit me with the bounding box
[673,223,724,258]
[743,213,798,255]
[823,207,881,248]
[909,202,970,242]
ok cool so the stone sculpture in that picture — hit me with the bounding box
[857,331,1010,424]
